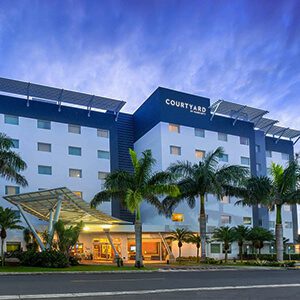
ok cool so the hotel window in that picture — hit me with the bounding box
[243,217,252,225]
[171,213,184,222]
[168,123,180,133]
[5,186,20,195]
[98,171,109,180]
[221,215,231,225]
[195,128,205,138]
[284,204,291,212]
[255,145,260,153]
[269,221,275,229]
[37,142,51,152]
[266,150,272,158]
[37,119,51,130]
[240,136,249,145]
[170,145,181,156]
[241,156,250,166]
[68,146,82,156]
[38,165,52,175]
[210,243,221,254]
[73,191,83,198]
[285,221,293,229]
[195,149,205,159]
[218,132,227,142]
[98,150,110,159]
[281,153,289,160]
[4,115,19,125]
[221,195,230,204]
[11,139,19,149]
[256,163,261,172]
[97,129,109,138]
[219,153,228,162]
[69,168,82,178]
[68,124,81,134]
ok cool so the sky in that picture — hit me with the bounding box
[0,0,300,147]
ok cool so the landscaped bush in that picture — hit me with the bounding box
[20,250,69,268]
[69,256,80,266]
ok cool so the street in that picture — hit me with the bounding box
[0,269,299,299]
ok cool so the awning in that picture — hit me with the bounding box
[3,187,126,225]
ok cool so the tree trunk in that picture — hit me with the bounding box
[199,194,206,261]
[134,220,143,268]
[179,246,181,259]
[225,250,228,263]
[1,238,4,267]
[276,204,283,261]
[239,243,243,262]
[196,246,200,263]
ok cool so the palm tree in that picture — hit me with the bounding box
[0,207,23,266]
[167,228,191,260]
[212,226,235,263]
[233,225,250,262]
[163,147,248,260]
[0,133,28,186]
[91,149,179,268]
[248,226,274,259]
[187,233,201,262]
[233,161,300,261]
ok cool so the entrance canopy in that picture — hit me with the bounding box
[4,187,124,225]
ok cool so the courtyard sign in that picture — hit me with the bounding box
[165,98,207,115]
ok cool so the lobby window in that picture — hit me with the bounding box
[240,136,249,145]
[285,221,293,229]
[284,204,291,212]
[73,191,83,198]
[171,213,184,222]
[68,124,81,134]
[269,221,275,229]
[170,145,181,156]
[6,242,21,252]
[98,171,109,180]
[37,119,51,130]
[210,243,221,254]
[255,145,260,153]
[37,142,51,152]
[256,163,261,172]
[195,149,205,159]
[218,132,227,142]
[241,156,250,166]
[281,153,289,160]
[266,150,272,158]
[97,129,109,138]
[243,217,252,225]
[4,115,19,125]
[69,146,82,156]
[221,215,231,225]
[69,168,82,178]
[98,150,110,159]
[11,139,19,149]
[5,186,20,195]
[219,153,228,162]
[195,128,205,138]
[38,165,52,175]
[221,195,230,204]
[168,123,180,133]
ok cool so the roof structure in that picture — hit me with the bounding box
[210,99,300,142]
[0,77,126,114]
[4,187,125,225]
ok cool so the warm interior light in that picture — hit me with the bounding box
[101,224,112,229]
[83,226,90,231]
[172,213,184,222]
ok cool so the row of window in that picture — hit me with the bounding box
[269,220,293,229]
[266,149,289,160]
[3,115,109,138]
[169,123,250,145]
[169,145,251,165]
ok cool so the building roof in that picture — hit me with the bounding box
[210,99,300,142]
[3,187,126,225]
[0,77,126,114]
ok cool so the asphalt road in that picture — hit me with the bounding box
[0,269,299,299]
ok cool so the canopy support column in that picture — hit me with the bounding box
[103,228,119,260]
[17,204,45,251]
[46,209,54,249]
[48,195,63,248]
[159,232,175,262]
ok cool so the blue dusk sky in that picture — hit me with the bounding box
[0,0,299,141]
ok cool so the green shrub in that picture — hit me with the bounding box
[20,250,69,268]
[69,256,80,266]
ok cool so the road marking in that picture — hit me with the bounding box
[72,277,165,283]
[0,283,300,299]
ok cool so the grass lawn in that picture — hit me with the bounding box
[0,264,157,273]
